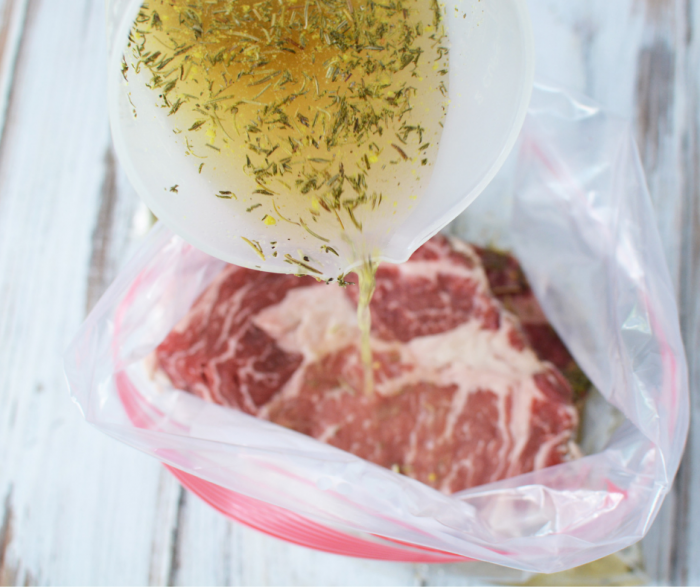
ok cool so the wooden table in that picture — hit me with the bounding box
[0,0,697,584]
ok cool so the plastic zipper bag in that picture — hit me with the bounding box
[65,83,689,573]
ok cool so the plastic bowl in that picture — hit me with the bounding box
[106,0,535,279]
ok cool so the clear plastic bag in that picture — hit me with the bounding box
[65,82,689,573]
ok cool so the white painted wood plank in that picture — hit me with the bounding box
[0,0,165,584]
[0,0,30,145]
[671,1,700,583]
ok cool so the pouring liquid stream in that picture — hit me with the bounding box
[357,260,379,394]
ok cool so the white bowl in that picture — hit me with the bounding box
[107,0,534,278]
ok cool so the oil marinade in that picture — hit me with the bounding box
[125,0,449,393]
[356,259,378,393]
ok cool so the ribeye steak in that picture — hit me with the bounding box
[156,235,580,493]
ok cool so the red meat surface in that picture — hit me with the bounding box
[155,270,318,414]
[473,245,591,399]
[156,235,580,494]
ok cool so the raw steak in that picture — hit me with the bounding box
[155,269,318,414]
[473,246,591,400]
[156,235,580,494]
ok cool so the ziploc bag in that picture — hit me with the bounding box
[65,83,689,573]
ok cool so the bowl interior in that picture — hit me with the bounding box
[108,0,534,275]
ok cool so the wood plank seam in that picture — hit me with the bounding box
[672,0,700,582]
[86,147,119,314]
[166,486,187,587]
[0,487,15,586]
[0,0,31,168]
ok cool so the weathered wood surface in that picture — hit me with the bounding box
[0,0,697,584]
